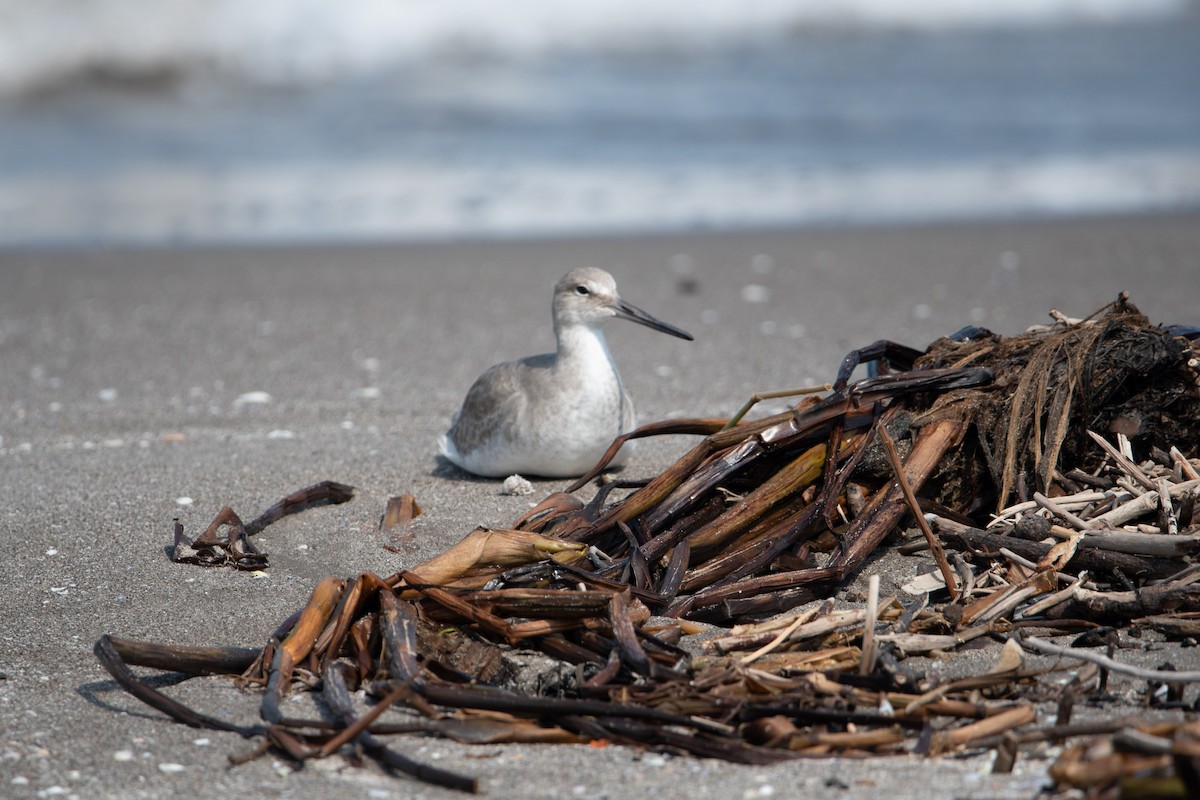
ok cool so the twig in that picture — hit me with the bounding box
[104,637,260,676]
[245,480,355,535]
[1014,634,1200,682]
[993,491,1111,524]
[930,704,1036,755]
[1085,478,1200,529]
[93,635,262,737]
[879,427,959,598]
[1086,431,1155,491]
[1158,478,1179,536]
[322,665,478,792]
[722,385,832,430]
[317,680,413,757]
[1017,573,1088,619]
[1033,492,1090,531]
[1171,447,1200,481]
[738,612,810,666]
[859,574,880,676]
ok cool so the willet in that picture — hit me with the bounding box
[440,267,693,478]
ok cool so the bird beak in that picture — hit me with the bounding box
[614,299,694,341]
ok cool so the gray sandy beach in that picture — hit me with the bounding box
[3,213,1200,799]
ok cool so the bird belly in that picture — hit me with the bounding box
[446,371,630,478]
[504,381,626,476]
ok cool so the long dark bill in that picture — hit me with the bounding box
[615,299,694,341]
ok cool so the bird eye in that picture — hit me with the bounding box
[574,285,590,295]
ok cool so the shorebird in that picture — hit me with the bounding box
[440,268,693,478]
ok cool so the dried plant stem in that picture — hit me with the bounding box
[722,385,832,430]
[859,575,880,676]
[930,704,1036,754]
[879,427,959,598]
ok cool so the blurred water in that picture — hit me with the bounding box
[1,1,1198,245]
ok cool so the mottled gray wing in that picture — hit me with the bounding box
[447,360,531,454]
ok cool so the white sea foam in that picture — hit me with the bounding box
[0,0,1188,94]
[3,151,1196,246]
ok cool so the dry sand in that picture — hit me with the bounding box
[2,213,1200,799]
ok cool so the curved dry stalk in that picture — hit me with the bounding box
[1015,634,1200,683]
[94,635,262,737]
[565,417,731,493]
[722,385,832,430]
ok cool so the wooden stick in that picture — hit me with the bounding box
[104,637,260,676]
[738,612,810,666]
[317,680,411,757]
[859,574,880,676]
[1085,478,1200,529]
[1033,492,1090,531]
[835,417,965,578]
[879,427,959,598]
[1086,431,1155,490]
[1017,573,1088,619]
[993,491,1112,523]
[930,704,1036,754]
[322,665,478,792]
[1015,634,1200,682]
[93,635,261,737]
[1170,447,1200,481]
[932,516,1183,581]
[1158,478,1179,536]
[1048,524,1200,558]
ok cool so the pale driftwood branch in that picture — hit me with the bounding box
[1086,431,1156,490]
[1158,478,1179,536]
[992,491,1112,525]
[1014,634,1200,683]
[1048,522,1198,556]
[931,515,1182,581]
[875,624,992,655]
[1084,478,1200,530]
[1017,572,1088,619]
[1170,447,1200,481]
[1033,492,1090,531]
[1050,525,1200,558]
[859,574,880,676]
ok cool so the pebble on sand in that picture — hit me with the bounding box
[234,391,272,406]
[741,284,770,303]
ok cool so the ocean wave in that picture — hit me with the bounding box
[3,151,1197,246]
[0,0,1191,95]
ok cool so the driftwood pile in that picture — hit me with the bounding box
[97,296,1200,797]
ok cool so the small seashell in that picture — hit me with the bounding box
[501,474,534,496]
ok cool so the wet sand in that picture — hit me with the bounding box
[2,212,1199,799]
